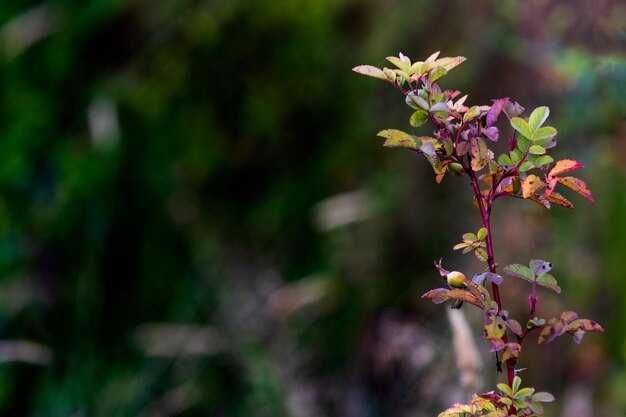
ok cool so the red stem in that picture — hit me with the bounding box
[467,165,516,389]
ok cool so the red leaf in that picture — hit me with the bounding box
[545,192,574,209]
[549,159,584,177]
[557,176,594,202]
[421,288,482,308]
[545,176,558,196]
[528,195,551,209]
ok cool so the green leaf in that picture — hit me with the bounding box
[511,117,532,138]
[463,106,480,122]
[528,106,550,132]
[532,126,557,140]
[529,145,546,155]
[532,392,555,403]
[424,154,442,173]
[499,398,512,406]
[475,248,488,262]
[498,154,513,166]
[386,56,410,73]
[512,376,522,393]
[536,273,561,293]
[352,65,387,80]
[503,264,534,283]
[429,67,448,82]
[462,232,478,241]
[510,149,523,164]
[534,155,554,166]
[410,110,429,127]
[410,61,428,76]
[515,388,533,399]
[477,227,488,240]
[377,129,421,149]
[519,161,534,172]
[433,56,467,71]
[528,402,544,414]
[497,383,513,397]
[430,93,445,104]
[406,92,429,110]
[517,136,529,152]
[513,399,527,409]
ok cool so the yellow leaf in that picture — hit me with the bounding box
[521,174,545,198]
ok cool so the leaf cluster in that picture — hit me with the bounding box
[353,52,593,209]
[438,376,554,417]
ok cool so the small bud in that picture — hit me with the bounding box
[449,162,465,175]
[447,271,466,288]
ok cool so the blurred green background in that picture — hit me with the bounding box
[0,0,623,416]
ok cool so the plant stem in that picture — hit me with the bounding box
[467,166,516,388]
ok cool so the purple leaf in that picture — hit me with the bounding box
[489,338,506,352]
[504,318,523,336]
[503,101,525,120]
[419,141,437,157]
[434,259,450,277]
[482,126,499,142]
[486,98,509,127]
[472,272,504,285]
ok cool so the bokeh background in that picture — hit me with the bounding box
[0,0,624,416]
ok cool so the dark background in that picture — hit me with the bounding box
[0,0,624,416]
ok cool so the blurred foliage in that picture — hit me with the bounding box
[0,0,623,416]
